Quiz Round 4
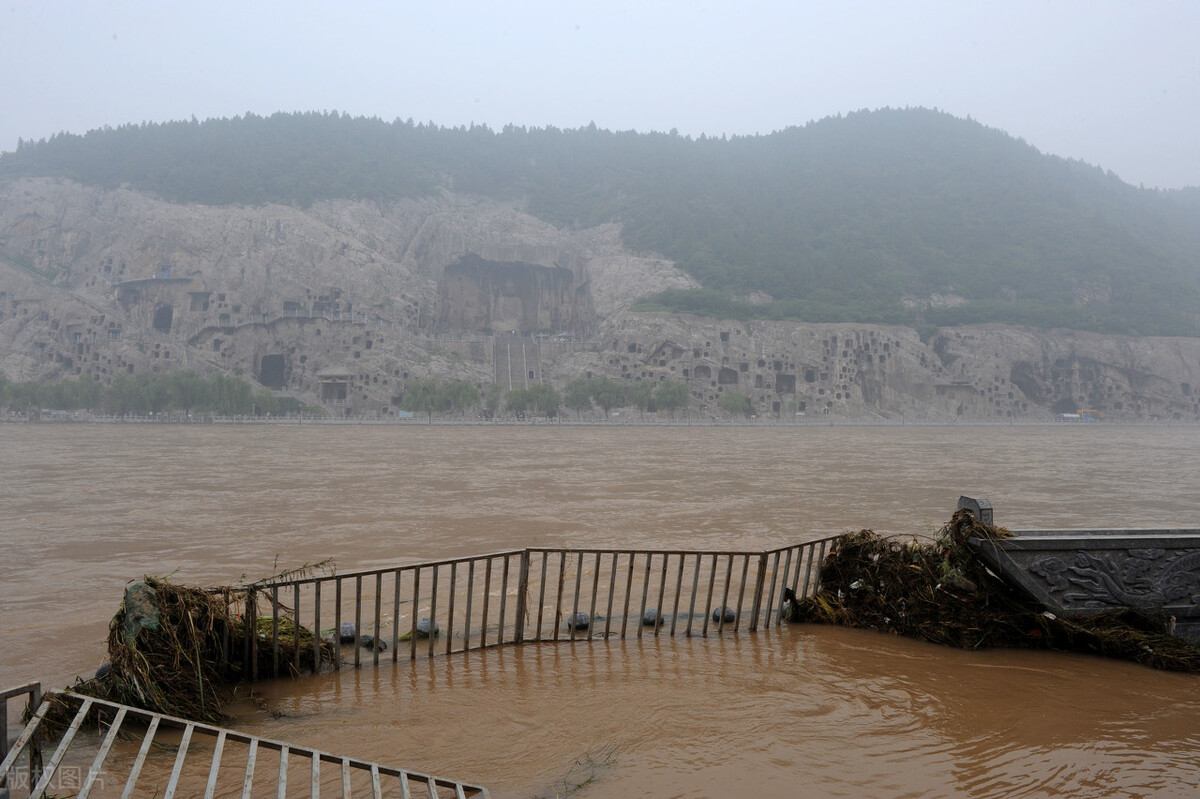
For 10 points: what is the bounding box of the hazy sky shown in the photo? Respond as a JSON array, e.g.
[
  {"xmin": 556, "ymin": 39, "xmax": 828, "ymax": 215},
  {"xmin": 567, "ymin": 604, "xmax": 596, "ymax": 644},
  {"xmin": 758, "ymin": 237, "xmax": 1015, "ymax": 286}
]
[{"xmin": 3, "ymin": 1, "xmax": 1198, "ymax": 188}]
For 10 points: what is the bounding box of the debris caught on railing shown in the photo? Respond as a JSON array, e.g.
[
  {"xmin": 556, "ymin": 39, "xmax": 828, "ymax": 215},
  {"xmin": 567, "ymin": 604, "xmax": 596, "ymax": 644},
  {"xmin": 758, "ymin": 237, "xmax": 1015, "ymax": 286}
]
[
  {"xmin": 27, "ymin": 541, "xmax": 836, "ymax": 732},
  {"xmin": 45, "ymin": 574, "xmax": 333, "ymax": 730},
  {"xmin": 787, "ymin": 510, "xmax": 1200, "ymax": 672}
]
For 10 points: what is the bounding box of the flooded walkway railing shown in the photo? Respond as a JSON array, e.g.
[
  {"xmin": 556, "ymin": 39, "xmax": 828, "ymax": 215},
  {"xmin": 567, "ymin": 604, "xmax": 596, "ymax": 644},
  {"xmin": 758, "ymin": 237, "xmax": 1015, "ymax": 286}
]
[
  {"xmin": 1, "ymin": 538, "xmax": 834, "ymax": 799},
  {"xmin": 251, "ymin": 549, "xmax": 531, "ymax": 678},
  {"xmin": 1, "ymin": 683, "xmax": 43, "ymax": 797},
  {"xmin": 0, "ymin": 689, "xmax": 489, "ymax": 799},
  {"xmin": 244, "ymin": 537, "xmax": 838, "ymax": 678}
]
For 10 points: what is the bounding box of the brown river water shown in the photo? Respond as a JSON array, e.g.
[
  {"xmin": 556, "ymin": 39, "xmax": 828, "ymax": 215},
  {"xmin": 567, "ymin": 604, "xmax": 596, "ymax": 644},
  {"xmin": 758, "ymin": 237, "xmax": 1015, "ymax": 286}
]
[{"xmin": 2, "ymin": 423, "xmax": 1200, "ymax": 797}]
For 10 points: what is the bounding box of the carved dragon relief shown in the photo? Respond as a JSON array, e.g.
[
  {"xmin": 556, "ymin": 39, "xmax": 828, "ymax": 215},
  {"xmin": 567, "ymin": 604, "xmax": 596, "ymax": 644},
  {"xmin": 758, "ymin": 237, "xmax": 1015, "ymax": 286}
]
[{"xmin": 1028, "ymin": 548, "xmax": 1200, "ymax": 610}]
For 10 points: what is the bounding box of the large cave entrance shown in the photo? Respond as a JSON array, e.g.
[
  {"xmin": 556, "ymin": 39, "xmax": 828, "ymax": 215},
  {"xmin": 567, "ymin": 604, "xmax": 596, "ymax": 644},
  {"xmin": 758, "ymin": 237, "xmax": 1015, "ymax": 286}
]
[
  {"xmin": 259, "ymin": 354, "xmax": 286, "ymax": 389},
  {"xmin": 435, "ymin": 253, "xmax": 594, "ymax": 335},
  {"xmin": 152, "ymin": 305, "xmax": 174, "ymax": 334}
]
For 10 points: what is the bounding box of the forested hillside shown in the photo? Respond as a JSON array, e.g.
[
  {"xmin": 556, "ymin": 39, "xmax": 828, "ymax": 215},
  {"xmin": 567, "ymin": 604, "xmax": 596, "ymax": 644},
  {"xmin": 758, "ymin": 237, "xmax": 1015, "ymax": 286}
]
[{"xmin": 4, "ymin": 108, "xmax": 1199, "ymax": 336}]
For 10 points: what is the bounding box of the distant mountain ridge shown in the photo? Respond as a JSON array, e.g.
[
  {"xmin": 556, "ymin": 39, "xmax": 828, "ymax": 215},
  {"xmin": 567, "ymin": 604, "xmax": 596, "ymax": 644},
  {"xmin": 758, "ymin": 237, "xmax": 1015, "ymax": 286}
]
[
  {"xmin": 3, "ymin": 108, "xmax": 1199, "ymax": 337},
  {"xmin": 3, "ymin": 176, "xmax": 1200, "ymax": 422}
]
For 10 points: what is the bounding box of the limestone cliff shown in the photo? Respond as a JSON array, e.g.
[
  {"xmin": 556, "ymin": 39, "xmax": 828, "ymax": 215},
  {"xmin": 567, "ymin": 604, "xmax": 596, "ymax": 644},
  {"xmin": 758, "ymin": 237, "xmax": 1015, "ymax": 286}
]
[
  {"xmin": 435, "ymin": 253, "xmax": 594, "ymax": 335},
  {"xmin": 555, "ymin": 316, "xmax": 1200, "ymax": 422},
  {"xmin": 2, "ymin": 177, "xmax": 1198, "ymax": 421}
]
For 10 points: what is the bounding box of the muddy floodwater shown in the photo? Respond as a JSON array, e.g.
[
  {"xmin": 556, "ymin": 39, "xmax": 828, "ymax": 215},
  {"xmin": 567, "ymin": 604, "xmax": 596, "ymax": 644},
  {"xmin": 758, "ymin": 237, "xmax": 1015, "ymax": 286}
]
[{"xmin": 3, "ymin": 423, "xmax": 1200, "ymax": 797}]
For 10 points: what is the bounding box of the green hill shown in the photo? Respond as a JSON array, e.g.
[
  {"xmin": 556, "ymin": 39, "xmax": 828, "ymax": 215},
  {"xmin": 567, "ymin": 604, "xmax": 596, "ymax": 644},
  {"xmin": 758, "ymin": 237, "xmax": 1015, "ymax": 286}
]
[{"xmin": 4, "ymin": 108, "xmax": 1199, "ymax": 336}]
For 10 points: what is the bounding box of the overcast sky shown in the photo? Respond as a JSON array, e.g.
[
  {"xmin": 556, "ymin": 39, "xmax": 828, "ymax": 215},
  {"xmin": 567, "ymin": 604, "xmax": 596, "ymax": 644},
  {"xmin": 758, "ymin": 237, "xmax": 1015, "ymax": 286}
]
[{"xmin": 3, "ymin": 0, "xmax": 1198, "ymax": 188}]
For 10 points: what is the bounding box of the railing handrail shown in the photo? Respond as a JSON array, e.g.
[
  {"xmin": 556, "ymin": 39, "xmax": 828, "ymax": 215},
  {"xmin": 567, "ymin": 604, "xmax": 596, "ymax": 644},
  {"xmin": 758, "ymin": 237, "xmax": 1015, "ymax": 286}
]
[
  {"xmin": 528, "ymin": 539, "xmax": 840, "ymax": 558},
  {"xmin": 253, "ymin": 548, "xmax": 527, "ymax": 589},
  {"xmin": 236, "ymin": 537, "xmax": 838, "ymax": 682},
  {"xmin": 251, "ymin": 538, "xmax": 842, "ymax": 590},
  {"xmin": 0, "ymin": 682, "xmax": 41, "ymax": 702},
  {"xmin": 762, "ymin": 537, "xmax": 840, "ymax": 556}
]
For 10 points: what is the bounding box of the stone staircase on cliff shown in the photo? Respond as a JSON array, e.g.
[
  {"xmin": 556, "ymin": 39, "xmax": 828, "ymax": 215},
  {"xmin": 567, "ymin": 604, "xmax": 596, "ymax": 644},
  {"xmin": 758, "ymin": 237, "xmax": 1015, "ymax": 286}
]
[{"xmin": 493, "ymin": 335, "xmax": 541, "ymax": 391}]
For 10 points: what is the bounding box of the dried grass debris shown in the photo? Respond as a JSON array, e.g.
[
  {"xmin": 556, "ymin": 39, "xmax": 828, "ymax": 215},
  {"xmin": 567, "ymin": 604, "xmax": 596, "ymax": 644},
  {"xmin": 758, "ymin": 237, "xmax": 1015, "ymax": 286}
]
[{"xmin": 790, "ymin": 510, "xmax": 1200, "ymax": 672}]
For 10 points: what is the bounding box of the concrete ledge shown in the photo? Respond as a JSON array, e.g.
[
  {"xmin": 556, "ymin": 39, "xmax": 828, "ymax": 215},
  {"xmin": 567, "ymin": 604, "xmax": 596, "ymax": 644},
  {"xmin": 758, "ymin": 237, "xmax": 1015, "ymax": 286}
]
[{"xmin": 969, "ymin": 529, "xmax": 1200, "ymax": 641}]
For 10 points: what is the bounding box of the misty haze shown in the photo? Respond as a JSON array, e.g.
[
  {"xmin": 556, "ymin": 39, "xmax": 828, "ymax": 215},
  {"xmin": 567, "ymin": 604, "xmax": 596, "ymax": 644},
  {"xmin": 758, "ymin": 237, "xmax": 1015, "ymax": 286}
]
[{"xmin": 3, "ymin": 3, "xmax": 1200, "ymax": 798}]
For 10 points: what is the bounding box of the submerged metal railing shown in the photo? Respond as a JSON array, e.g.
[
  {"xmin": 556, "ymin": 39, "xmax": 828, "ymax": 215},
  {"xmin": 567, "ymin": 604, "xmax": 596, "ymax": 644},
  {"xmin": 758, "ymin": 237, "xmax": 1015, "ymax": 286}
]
[
  {"xmin": 243, "ymin": 537, "xmax": 838, "ymax": 679},
  {"xmin": 2, "ymin": 539, "xmax": 836, "ymax": 799},
  {"xmin": 1, "ymin": 683, "xmax": 43, "ymax": 797},
  {"xmin": 0, "ymin": 690, "xmax": 488, "ymax": 799}
]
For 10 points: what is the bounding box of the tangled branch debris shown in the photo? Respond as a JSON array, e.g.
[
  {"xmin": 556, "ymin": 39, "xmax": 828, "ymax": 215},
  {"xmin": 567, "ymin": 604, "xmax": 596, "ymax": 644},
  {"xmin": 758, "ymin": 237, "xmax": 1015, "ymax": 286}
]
[
  {"xmin": 49, "ymin": 573, "xmax": 334, "ymax": 728},
  {"xmin": 790, "ymin": 509, "xmax": 1200, "ymax": 672}
]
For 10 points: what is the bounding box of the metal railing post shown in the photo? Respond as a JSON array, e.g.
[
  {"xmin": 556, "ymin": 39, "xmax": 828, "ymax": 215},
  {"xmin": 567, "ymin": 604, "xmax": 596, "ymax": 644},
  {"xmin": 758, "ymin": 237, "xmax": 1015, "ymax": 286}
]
[
  {"xmin": 514, "ymin": 549, "xmax": 530, "ymax": 644},
  {"xmin": 749, "ymin": 553, "xmax": 768, "ymax": 632},
  {"xmin": 30, "ymin": 681, "xmax": 44, "ymax": 789},
  {"xmin": 0, "ymin": 691, "xmax": 8, "ymax": 788},
  {"xmin": 246, "ymin": 591, "xmax": 259, "ymax": 683}
]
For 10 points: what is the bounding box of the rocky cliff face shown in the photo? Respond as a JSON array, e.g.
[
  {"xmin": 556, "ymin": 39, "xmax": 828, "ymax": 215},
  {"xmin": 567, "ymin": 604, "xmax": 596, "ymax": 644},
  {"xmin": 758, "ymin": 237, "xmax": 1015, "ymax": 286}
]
[
  {"xmin": 553, "ymin": 316, "xmax": 1200, "ymax": 421},
  {"xmin": 2, "ymin": 176, "xmax": 1198, "ymax": 421},
  {"xmin": 435, "ymin": 253, "xmax": 594, "ymax": 335}
]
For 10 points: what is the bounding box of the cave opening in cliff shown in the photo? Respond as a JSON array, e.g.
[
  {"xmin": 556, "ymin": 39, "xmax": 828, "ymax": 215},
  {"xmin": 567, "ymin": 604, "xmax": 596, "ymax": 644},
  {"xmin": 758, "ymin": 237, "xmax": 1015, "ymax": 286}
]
[
  {"xmin": 152, "ymin": 305, "xmax": 173, "ymax": 334},
  {"xmin": 259, "ymin": 354, "xmax": 286, "ymax": 389},
  {"xmin": 1051, "ymin": 398, "xmax": 1078, "ymax": 414}
]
